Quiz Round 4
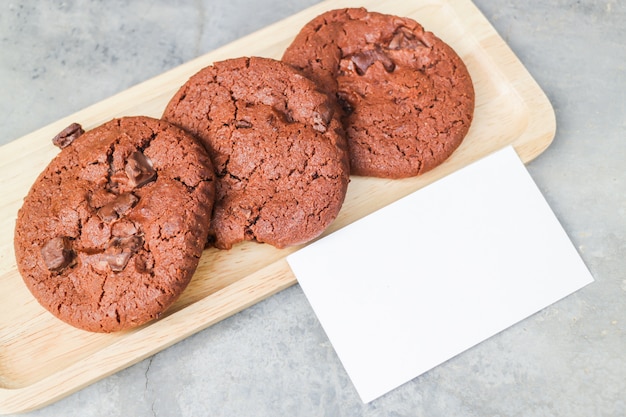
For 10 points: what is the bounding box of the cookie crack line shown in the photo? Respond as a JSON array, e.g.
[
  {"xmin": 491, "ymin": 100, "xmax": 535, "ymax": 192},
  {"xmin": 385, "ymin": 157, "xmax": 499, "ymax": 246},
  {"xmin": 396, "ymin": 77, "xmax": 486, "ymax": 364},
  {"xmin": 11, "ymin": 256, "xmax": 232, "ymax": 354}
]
[
  {"xmin": 229, "ymin": 88, "xmax": 240, "ymax": 126},
  {"xmin": 172, "ymin": 175, "xmax": 203, "ymax": 193},
  {"xmin": 245, "ymin": 212, "xmax": 263, "ymax": 237},
  {"xmin": 97, "ymin": 278, "xmax": 107, "ymax": 309},
  {"xmin": 105, "ymin": 142, "xmax": 116, "ymax": 191}
]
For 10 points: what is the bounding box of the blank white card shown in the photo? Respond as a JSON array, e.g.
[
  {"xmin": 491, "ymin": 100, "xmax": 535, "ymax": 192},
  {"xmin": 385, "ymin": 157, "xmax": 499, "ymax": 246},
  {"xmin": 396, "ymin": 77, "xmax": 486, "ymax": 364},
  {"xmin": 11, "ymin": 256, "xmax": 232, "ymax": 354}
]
[{"xmin": 287, "ymin": 146, "xmax": 594, "ymax": 403}]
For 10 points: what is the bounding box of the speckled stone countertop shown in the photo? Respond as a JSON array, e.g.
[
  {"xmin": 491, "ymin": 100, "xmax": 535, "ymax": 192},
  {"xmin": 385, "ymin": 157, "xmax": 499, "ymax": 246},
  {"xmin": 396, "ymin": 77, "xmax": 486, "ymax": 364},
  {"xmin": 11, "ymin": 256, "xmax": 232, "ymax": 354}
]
[{"xmin": 1, "ymin": 1, "xmax": 624, "ymax": 416}]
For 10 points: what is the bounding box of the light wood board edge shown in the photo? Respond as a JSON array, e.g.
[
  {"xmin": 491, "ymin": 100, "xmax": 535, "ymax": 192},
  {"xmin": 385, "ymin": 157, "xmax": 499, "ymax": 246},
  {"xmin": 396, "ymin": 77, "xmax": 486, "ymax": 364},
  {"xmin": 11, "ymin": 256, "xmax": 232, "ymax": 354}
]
[{"xmin": 452, "ymin": 0, "xmax": 556, "ymax": 161}]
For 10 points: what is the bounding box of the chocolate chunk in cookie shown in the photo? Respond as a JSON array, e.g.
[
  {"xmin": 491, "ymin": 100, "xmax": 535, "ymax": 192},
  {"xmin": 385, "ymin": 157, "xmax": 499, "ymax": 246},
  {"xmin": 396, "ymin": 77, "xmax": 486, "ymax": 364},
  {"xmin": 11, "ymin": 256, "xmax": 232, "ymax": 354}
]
[
  {"xmin": 125, "ymin": 151, "xmax": 156, "ymax": 188},
  {"xmin": 41, "ymin": 236, "xmax": 75, "ymax": 272}
]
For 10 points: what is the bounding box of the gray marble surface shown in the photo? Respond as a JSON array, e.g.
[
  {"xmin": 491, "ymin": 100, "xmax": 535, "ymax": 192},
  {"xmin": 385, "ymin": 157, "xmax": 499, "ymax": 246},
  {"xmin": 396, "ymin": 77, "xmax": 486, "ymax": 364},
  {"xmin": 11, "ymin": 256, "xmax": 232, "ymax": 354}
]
[{"xmin": 1, "ymin": 0, "xmax": 624, "ymax": 416}]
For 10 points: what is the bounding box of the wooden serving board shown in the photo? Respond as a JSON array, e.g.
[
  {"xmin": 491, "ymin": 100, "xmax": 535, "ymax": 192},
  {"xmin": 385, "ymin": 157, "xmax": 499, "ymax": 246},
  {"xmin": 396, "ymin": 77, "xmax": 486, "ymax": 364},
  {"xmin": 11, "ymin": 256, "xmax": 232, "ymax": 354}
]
[{"xmin": 0, "ymin": 0, "xmax": 555, "ymax": 413}]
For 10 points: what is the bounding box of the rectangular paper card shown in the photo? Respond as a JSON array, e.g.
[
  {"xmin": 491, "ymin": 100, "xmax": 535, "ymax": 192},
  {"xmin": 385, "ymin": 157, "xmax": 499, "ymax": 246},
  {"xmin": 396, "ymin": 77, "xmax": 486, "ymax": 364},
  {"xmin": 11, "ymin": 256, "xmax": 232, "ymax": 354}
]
[{"xmin": 287, "ymin": 146, "xmax": 594, "ymax": 403}]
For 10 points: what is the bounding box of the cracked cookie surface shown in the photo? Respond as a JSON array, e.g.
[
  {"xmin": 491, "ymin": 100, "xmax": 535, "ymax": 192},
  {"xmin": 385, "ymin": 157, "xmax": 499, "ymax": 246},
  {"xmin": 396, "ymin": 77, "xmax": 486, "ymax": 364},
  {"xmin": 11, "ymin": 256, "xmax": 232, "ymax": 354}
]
[
  {"xmin": 163, "ymin": 57, "xmax": 350, "ymax": 249},
  {"xmin": 282, "ymin": 8, "xmax": 475, "ymax": 178},
  {"xmin": 14, "ymin": 116, "xmax": 216, "ymax": 332}
]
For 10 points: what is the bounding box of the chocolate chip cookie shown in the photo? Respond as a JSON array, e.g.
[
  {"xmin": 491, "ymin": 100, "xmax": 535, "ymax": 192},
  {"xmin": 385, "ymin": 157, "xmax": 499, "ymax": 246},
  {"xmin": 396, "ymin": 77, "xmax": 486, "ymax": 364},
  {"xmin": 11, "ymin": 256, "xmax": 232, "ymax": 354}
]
[
  {"xmin": 14, "ymin": 116, "xmax": 216, "ymax": 332},
  {"xmin": 163, "ymin": 56, "xmax": 350, "ymax": 250},
  {"xmin": 282, "ymin": 8, "xmax": 475, "ymax": 178}
]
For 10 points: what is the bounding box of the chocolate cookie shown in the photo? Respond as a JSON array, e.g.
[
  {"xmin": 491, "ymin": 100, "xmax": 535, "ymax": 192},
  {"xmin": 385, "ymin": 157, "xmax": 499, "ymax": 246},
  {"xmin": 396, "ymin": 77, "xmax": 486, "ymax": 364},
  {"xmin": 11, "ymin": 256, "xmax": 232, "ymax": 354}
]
[
  {"xmin": 14, "ymin": 116, "xmax": 215, "ymax": 332},
  {"xmin": 282, "ymin": 8, "xmax": 475, "ymax": 178},
  {"xmin": 163, "ymin": 57, "xmax": 350, "ymax": 250}
]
